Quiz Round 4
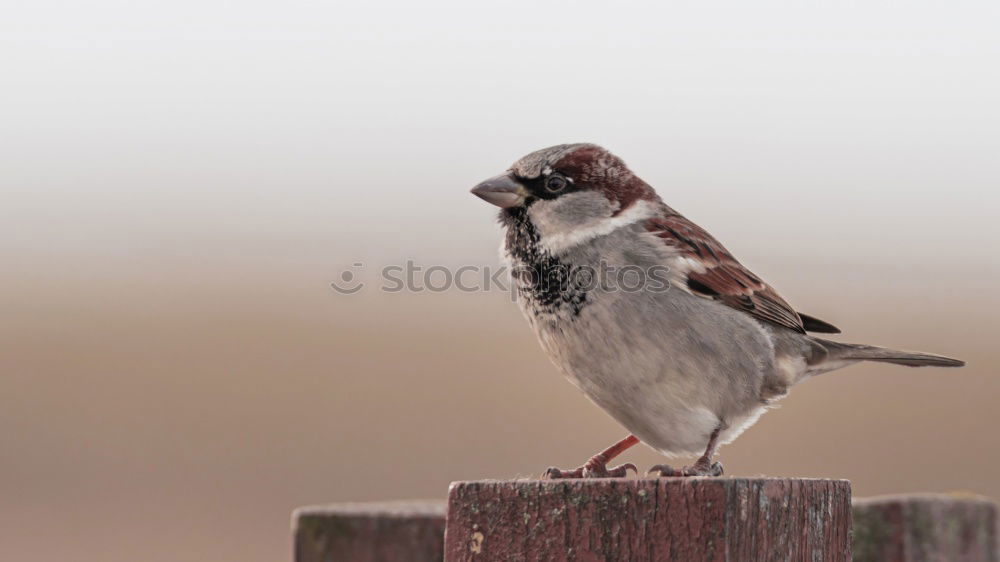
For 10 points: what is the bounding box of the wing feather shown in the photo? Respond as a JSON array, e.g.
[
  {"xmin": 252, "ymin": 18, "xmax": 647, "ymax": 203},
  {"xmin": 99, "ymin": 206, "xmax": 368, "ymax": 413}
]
[{"xmin": 646, "ymin": 212, "xmax": 838, "ymax": 334}]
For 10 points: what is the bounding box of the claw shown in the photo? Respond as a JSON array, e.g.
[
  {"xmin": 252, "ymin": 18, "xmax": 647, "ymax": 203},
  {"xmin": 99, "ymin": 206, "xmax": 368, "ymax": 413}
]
[
  {"xmin": 606, "ymin": 463, "xmax": 638, "ymax": 477},
  {"xmin": 646, "ymin": 464, "xmax": 678, "ymax": 477},
  {"xmin": 544, "ymin": 462, "xmax": 637, "ymax": 479},
  {"xmin": 647, "ymin": 461, "xmax": 724, "ymax": 478},
  {"xmin": 543, "ymin": 466, "xmax": 584, "ymax": 479},
  {"xmin": 542, "ymin": 435, "xmax": 641, "ymax": 480}
]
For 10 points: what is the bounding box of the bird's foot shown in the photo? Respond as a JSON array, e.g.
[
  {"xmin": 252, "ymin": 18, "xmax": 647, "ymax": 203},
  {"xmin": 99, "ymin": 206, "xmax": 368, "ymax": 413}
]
[
  {"xmin": 646, "ymin": 460, "xmax": 723, "ymax": 478},
  {"xmin": 543, "ymin": 457, "xmax": 637, "ymax": 479}
]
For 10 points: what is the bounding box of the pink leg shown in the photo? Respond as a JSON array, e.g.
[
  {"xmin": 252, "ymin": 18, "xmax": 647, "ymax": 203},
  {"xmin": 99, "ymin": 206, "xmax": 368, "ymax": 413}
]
[{"xmin": 543, "ymin": 435, "xmax": 640, "ymax": 479}]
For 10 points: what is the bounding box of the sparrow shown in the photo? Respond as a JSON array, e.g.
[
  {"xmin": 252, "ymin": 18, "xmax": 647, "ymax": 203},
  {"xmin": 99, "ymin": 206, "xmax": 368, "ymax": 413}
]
[{"xmin": 471, "ymin": 143, "xmax": 964, "ymax": 478}]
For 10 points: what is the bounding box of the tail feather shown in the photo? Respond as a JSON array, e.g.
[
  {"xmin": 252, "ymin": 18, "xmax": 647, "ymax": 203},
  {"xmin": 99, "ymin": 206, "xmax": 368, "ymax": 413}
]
[{"xmin": 815, "ymin": 339, "xmax": 965, "ymax": 368}]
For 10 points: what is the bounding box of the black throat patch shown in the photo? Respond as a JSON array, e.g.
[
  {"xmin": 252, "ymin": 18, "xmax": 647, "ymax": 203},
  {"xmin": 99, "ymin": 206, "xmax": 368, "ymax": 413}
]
[{"xmin": 500, "ymin": 207, "xmax": 588, "ymax": 317}]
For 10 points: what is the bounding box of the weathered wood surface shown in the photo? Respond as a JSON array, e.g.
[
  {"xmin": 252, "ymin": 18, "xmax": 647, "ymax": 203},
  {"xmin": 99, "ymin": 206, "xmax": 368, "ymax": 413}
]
[
  {"xmin": 293, "ymin": 500, "xmax": 446, "ymax": 562},
  {"xmin": 853, "ymin": 494, "xmax": 998, "ymax": 562},
  {"xmin": 444, "ymin": 478, "xmax": 852, "ymax": 561}
]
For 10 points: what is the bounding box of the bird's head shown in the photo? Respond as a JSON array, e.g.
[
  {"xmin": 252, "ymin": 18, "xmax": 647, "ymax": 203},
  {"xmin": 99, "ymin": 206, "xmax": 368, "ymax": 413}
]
[
  {"xmin": 471, "ymin": 144, "xmax": 660, "ymax": 253},
  {"xmin": 472, "ymin": 143, "xmax": 656, "ymax": 212}
]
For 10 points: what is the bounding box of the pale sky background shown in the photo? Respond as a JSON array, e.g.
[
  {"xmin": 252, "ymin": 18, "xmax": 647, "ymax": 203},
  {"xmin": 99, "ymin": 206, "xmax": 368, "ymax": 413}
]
[
  {"xmin": 3, "ymin": 0, "xmax": 999, "ymax": 266},
  {"xmin": 2, "ymin": 2, "xmax": 999, "ymax": 561}
]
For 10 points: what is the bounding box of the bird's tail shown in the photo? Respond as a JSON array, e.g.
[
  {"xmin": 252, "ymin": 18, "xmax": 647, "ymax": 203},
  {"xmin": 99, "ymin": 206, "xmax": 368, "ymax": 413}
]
[{"xmin": 813, "ymin": 338, "xmax": 965, "ymax": 368}]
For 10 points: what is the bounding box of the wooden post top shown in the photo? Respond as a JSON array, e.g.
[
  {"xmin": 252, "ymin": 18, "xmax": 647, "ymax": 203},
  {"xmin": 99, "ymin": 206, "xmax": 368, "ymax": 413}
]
[
  {"xmin": 448, "ymin": 475, "xmax": 850, "ymax": 487},
  {"xmin": 445, "ymin": 477, "xmax": 852, "ymax": 562},
  {"xmin": 294, "ymin": 500, "xmax": 447, "ymax": 562},
  {"xmin": 293, "ymin": 500, "xmax": 448, "ymax": 520},
  {"xmin": 853, "ymin": 493, "xmax": 998, "ymax": 562}
]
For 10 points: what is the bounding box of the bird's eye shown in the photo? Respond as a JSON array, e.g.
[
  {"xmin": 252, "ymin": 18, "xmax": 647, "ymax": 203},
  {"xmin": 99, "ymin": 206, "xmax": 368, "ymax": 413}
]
[{"xmin": 544, "ymin": 174, "xmax": 568, "ymax": 193}]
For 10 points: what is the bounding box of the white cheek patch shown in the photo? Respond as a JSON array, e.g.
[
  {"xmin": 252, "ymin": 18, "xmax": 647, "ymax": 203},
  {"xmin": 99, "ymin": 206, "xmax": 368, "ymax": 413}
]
[{"xmin": 536, "ymin": 199, "xmax": 659, "ymax": 255}]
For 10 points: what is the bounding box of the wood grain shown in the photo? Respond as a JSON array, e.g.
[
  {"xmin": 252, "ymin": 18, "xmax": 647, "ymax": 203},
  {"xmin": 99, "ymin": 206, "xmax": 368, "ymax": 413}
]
[
  {"xmin": 294, "ymin": 500, "xmax": 446, "ymax": 562},
  {"xmin": 853, "ymin": 494, "xmax": 998, "ymax": 562},
  {"xmin": 444, "ymin": 478, "xmax": 851, "ymax": 561}
]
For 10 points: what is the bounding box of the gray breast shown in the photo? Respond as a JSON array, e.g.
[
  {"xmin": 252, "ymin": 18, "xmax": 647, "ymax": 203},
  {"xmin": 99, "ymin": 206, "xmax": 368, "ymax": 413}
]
[{"xmin": 505, "ymin": 223, "xmax": 779, "ymax": 454}]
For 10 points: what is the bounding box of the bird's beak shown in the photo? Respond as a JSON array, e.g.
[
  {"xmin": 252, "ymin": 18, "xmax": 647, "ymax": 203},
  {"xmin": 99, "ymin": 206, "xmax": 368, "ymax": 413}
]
[{"xmin": 470, "ymin": 174, "xmax": 528, "ymax": 208}]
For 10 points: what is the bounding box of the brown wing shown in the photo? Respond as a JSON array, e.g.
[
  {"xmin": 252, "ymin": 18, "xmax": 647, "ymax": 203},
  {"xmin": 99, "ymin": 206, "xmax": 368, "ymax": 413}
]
[{"xmin": 645, "ymin": 211, "xmax": 839, "ymax": 334}]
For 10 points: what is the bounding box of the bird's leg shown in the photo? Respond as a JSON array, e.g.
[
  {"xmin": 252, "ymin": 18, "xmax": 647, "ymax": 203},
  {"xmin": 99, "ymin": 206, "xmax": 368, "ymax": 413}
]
[
  {"xmin": 543, "ymin": 435, "xmax": 639, "ymax": 479},
  {"xmin": 647, "ymin": 426, "xmax": 724, "ymax": 477}
]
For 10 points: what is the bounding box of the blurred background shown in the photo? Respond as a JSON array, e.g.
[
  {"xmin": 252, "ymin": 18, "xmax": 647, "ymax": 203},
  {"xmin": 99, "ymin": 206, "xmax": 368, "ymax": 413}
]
[{"xmin": 2, "ymin": 1, "xmax": 998, "ymax": 561}]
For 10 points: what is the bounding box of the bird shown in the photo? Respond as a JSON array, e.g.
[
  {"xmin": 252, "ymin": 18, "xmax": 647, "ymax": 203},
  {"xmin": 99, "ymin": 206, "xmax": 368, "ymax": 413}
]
[{"xmin": 470, "ymin": 143, "xmax": 965, "ymax": 478}]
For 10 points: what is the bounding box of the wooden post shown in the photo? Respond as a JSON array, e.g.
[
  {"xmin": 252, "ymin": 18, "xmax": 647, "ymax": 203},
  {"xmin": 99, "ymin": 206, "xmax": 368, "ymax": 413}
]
[
  {"xmin": 293, "ymin": 500, "xmax": 447, "ymax": 562},
  {"xmin": 853, "ymin": 494, "xmax": 998, "ymax": 562},
  {"xmin": 444, "ymin": 478, "xmax": 851, "ymax": 561}
]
